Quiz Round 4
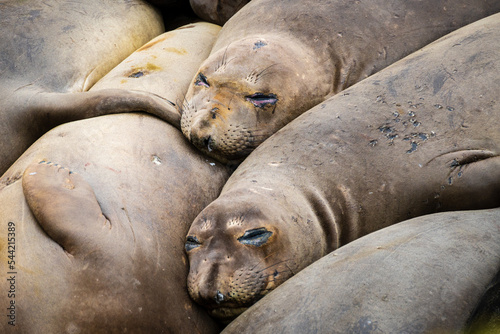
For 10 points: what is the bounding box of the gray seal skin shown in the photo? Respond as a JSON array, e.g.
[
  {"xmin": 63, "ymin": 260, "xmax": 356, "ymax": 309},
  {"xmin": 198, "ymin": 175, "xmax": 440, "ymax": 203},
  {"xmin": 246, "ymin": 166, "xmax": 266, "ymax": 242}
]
[
  {"xmin": 180, "ymin": 0, "xmax": 500, "ymax": 164},
  {"xmin": 189, "ymin": 0, "xmax": 251, "ymax": 25},
  {"xmin": 0, "ymin": 0, "xmax": 181, "ymax": 176},
  {"xmin": 0, "ymin": 21, "xmax": 226, "ymax": 333},
  {"xmin": 221, "ymin": 208, "xmax": 500, "ymax": 333},
  {"xmin": 184, "ymin": 13, "xmax": 500, "ymax": 323}
]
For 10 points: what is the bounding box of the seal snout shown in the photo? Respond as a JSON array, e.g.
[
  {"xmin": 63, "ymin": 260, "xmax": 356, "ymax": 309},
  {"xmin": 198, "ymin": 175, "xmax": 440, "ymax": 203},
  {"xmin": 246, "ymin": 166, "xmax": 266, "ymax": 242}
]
[{"xmin": 186, "ymin": 110, "xmax": 217, "ymax": 151}]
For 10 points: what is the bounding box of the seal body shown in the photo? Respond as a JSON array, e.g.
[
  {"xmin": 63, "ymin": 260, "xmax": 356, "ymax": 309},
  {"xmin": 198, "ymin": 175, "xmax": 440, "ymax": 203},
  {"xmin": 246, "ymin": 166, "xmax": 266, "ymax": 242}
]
[
  {"xmin": 91, "ymin": 22, "xmax": 221, "ymax": 107},
  {"xmin": 0, "ymin": 21, "xmax": 227, "ymax": 333},
  {"xmin": 0, "ymin": 115, "xmax": 229, "ymax": 333},
  {"xmin": 184, "ymin": 13, "xmax": 500, "ymax": 323},
  {"xmin": 0, "ymin": 0, "xmax": 170, "ymax": 175},
  {"xmin": 189, "ymin": 0, "xmax": 251, "ymax": 25},
  {"xmin": 222, "ymin": 208, "xmax": 500, "ymax": 333},
  {"xmin": 180, "ymin": 0, "xmax": 500, "ymax": 163}
]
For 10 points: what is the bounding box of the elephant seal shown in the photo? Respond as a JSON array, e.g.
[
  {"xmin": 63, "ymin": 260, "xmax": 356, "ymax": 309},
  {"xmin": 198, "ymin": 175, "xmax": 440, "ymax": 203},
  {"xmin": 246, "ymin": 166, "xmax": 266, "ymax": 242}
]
[
  {"xmin": 221, "ymin": 208, "xmax": 500, "ymax": 333},
  {"xmin": 0, "ymin": 0, "xmax": 180, "ymax": 175},
  {"xmin": 180, "ymin": 0, "xmax": 500, "ymax": 164},
  {"xmin": 0, "ymin": 21, "xmax": 227, "ymax": 333},
  {"xmin": 91, "ymin": 22, "xmax": 221, "ymax": 107},
  {"xmin": 189, "ymin": 0, "xmax": 251, "ymax": 25},
  {"xmin": 184, "ymin": 13, "xmax": 500, "ymax": 323}
]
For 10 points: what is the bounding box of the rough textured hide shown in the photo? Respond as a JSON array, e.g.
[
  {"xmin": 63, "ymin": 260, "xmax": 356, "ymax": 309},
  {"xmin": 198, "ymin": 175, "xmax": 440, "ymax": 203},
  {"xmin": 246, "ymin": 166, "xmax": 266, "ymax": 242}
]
[
  {"xmin": 184, "ymin": 13, "xmax": 500, "ymax": 323},
  {"xmin": 0, "ymin": 0, "xmax": 174, "ymax": 175},
  {"xmin": 181, "ymin": 0, "xmax": 500, "ymax": 164},
  {"xmin": 0, "ymin": 21, "xmax": 226, "ymax": 333},
  {"xmin": 223, "ymin": 208, "xmax": 500, "ymax": 333}
]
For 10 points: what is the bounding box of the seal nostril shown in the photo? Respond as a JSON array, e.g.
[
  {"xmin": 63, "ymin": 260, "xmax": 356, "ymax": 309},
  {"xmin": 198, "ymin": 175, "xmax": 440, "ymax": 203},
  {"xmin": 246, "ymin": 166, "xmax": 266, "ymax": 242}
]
[
  {"xmin": 215, "ymin": 290, "xmax": 224, "ymax": 304},
  {"xmin": 204, "ymin": 136, "xmax": 213, "ymax": 152}
]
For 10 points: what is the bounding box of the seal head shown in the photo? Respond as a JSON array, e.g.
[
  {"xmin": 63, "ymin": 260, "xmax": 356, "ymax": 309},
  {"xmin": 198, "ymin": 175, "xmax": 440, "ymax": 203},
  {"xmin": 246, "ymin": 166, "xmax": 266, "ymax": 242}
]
[
  {"xmin": 184, "ymin": 190, "xmax": 328, "ymax": 323},
  {"xmin": 180, "ymin": 34, "xmax": 332, "ymax": 164}
]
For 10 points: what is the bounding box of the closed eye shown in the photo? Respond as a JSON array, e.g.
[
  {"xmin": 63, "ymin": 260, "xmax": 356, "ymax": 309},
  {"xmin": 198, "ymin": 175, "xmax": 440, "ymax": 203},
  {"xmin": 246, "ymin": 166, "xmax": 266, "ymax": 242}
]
[
  {"xmin": 237, "ymin": 227, "xmax": 273, "ymax": 246},
  {"xmin": 194, "ymin": 73, "xmax": 210, "ymax": 88},
  {"xmin": 245, "ymin": 93, "xmax": 278, "ymax": 108},
  {"xmin": 185, "ymin": 236, "xmax": 201, "ymax": 252}
]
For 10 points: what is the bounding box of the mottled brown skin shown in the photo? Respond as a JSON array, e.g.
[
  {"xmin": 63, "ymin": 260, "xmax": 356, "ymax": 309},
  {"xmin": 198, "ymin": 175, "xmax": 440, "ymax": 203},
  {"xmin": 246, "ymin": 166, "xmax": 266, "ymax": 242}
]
[
  {"xmin": 222, "ymin": 208, "xmax": 500, "ymax": 333},
  {"xmin": 189, "ymin": 0, "xmax": 251, "ymax": 25},
  {"xmin": 185, "ymin": 14, "xmax": 500, "ymax": 323},
  {"xmin": 181, "ymin": 0, "xmax": 500, "ymax": 164},
  {"xmin": 0, "ymin": 0, "xmax": 180, "ymax": 176},
  {"xmin": 0, "ymin": 21, "xmax": 226, "ymax": 333}
]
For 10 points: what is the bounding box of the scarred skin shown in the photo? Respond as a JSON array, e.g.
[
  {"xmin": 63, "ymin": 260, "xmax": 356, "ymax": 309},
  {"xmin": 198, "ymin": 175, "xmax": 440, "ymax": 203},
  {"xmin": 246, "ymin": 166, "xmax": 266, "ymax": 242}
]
[
  {"xmin": 180, "ymin": 0, "xmax": 500, "ymax": 164},
  {"xmin": 0, "ymin": 0, "xmax": 177, "ymax": 175},
  {"xmin": 0, "ymin": 22, "xmax": 226, "ymax": 333},
  {"xmin": 184, "ymin": 14, "xmax": 500, "ymax": 323},
  {"xmin": 221, "ymin": 207, "xmax": 500, "ymax": 333}
]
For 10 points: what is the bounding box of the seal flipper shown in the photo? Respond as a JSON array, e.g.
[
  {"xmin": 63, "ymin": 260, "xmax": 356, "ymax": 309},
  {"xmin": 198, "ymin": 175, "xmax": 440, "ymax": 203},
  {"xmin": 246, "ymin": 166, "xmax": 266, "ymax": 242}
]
[
  {"xmin": 32, "ymin": 89, "xmax": 181, "ymax": 130},
  {"xmin": 22, "ymin": 162, "xmax": 110, "ymax": 256},
  {"xmin": 427, "ymin": 150, "xmax": 500, "ymax": 210}
]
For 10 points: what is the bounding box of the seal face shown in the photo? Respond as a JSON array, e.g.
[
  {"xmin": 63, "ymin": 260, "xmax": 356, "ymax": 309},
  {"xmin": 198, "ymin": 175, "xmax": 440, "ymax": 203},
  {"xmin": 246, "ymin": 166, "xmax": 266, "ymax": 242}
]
[
  {"xmin": 184, "ymin": 195, "xmax": 303, "ymax": 323},
  {"xmin": 180, "ymin": 35, "xmax": 332, "ymax": 163}
]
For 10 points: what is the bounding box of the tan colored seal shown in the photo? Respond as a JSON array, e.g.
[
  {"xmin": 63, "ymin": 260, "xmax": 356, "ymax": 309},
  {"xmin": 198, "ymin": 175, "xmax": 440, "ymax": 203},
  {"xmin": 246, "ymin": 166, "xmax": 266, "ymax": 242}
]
[
  {"xmin": 0, "ymin": 21, "xmax": 226, "ymax": 333},
  {"xmin": 180, "ymin": 0, "xmax": 500, "ymax": 164},
  {"xmin": 222, "ymin": 207, "xmax": 500, "ymax": 333},
  {"xmin": 0, "ymin": 0, "xmax": 177, "ymax": 175},
  {"xmin": 91, "ymin": 22, "xmax": 221, "ymax": 108},
  {"xmin": 184, "ymin": 13, "xmax": 500, "ymax": 323}
]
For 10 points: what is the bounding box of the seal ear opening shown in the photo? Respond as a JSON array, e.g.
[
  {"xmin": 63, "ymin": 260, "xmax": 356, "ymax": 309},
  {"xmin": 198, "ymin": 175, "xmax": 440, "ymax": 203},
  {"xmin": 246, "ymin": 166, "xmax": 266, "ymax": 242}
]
[{"xmin": 237, "ymin": 227, "xmax": 273, "ymax": 246}]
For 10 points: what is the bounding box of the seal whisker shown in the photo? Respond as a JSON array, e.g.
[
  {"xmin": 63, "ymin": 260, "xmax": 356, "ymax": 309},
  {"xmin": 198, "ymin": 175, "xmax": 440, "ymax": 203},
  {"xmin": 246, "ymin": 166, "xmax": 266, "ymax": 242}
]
[
  {"xmin": 227, "ymin": 92, "xmax": 236, "ymax": 111},
  {"xmin": 214, "ymin": 45, "xmax": 235, "ymax": 73},
  {"xmin": 255, "ymin": 64, "xmax": 278, "ymax": 82},
  {"xmin": 260, "ymin": 268, "xmax": 294, "ymax": 279},
  {"xmin": 248, "ymin": 251, "xmax": 279, "ymax": 271},
  {"xmin": 255, "ymin": 259, "xmax": 293, "ymax": 274}
]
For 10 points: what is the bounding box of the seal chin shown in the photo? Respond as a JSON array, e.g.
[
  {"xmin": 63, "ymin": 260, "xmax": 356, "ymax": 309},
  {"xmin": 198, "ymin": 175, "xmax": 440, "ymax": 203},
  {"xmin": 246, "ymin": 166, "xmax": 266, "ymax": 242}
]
[{"xmin": 208, "ymin": 306, "xmax": 249, "ymax": 324}]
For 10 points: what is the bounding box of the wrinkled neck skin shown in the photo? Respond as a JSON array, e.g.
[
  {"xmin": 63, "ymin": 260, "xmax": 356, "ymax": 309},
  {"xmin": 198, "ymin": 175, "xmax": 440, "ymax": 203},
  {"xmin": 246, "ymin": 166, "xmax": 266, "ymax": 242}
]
[{"xmin": 180, "ymin": 33, "xmax": 333, "ymax": 164}]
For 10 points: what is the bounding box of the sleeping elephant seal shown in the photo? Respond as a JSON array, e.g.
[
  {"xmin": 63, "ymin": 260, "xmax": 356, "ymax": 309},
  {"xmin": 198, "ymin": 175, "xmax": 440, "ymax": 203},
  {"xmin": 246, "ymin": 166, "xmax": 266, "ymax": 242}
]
[
  {"xmin": 0, "ymin": 21, "xmax": 227, "ymax": 333},
  {"xmin": 0, "ymin": 0, "xmax": 179, "ymax": 175},
  {"xmin": 221, "ymin": 208, "xmax": 500, "ymax": 333},
  {"xmin": 184, "ymin": 13, "xmax": 500, "ymax": 323},
  {"xmin": 189, "ymin": 0, "xmax": 251, "ymax": 25},
  {"xmin": 180, "ymin": 0, "xmax": 500, "ymax": 164}
]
